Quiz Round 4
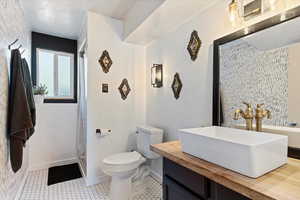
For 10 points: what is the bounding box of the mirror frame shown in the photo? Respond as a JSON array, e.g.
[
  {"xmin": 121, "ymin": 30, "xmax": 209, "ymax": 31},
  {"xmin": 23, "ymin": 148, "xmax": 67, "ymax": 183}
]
[{"xmin": 212, "ymin": 5, "xmax": 300, "ymax": 159}]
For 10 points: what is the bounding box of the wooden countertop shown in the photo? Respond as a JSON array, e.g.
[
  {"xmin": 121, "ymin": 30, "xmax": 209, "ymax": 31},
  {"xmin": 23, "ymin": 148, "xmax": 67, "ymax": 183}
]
[{"xmin": 151, "ymin": 141, "xmax": 300, "ymax": 200}]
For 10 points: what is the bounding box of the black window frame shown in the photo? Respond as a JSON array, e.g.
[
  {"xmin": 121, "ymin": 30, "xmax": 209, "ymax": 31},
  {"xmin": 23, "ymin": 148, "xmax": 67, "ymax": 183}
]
[{"xmin": 31, "ymin": 32, "xmax": 78, "ymax": 104}]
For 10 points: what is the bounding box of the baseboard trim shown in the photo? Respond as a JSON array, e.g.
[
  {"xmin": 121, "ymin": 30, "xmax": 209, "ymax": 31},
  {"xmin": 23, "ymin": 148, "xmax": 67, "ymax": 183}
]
[
  {"xmin": 29, "ymin": 157, "xmax": 78, "ymax": 171},
  {"xmin": 86, "ymin": 174, "xmax": 110, "ymax": 186},
  {"xmin": 150, "ymin": 170, "xmax": 162, "ymax": 184},
  {"xmin": 78, "ymin": 159, "xmax": 86, "ymax": 177},
  {"xmin": 78, "ymin": 158, "xmax": 88, "ymax": 185},
  {"xmin": 14, "ymin": 170, "xmax": 29, "ymax": 200}
]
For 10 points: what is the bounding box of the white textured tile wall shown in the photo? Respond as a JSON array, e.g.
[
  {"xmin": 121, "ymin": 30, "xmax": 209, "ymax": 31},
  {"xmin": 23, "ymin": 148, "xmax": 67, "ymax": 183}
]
[
  {"xmin": 220, "ymin": 40, "xmax": 288, "ymax": 127},
  {"xmin": 0, "ymin": 49, "xmax": 9, "ymax": 200},
  {"xmin": 0, "ymin": 0, "xmax": 30, "ymax": 199}
]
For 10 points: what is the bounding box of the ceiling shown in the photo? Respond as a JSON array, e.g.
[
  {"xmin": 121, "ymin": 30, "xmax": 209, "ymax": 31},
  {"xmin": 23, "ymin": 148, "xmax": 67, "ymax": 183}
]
[
  {"xmin": 21, "ymin": 0, "xmax": 218, "ymax": 43},
  {"xmin": 124, "ymin": 0, "xmax": 221, "ymax": 45},
  {"xmin": 21, "ymin": 0, "xmax": 141, "ymax": 39}
]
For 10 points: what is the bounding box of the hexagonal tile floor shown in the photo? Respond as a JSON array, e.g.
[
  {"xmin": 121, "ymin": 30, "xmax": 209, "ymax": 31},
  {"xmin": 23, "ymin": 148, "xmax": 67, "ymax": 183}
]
[{"xmin": 20, "ymin": 169, "xmax": 162, "ymax": 200}]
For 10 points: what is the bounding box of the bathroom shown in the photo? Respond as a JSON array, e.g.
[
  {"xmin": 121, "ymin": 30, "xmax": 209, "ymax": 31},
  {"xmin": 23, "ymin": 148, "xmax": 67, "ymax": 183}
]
[{"xmin": 1, "ymin": 0, "xmax": 300, "ymax": 199}]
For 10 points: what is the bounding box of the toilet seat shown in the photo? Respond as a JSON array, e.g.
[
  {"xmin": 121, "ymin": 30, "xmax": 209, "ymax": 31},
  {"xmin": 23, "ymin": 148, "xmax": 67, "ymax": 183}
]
[
  {"xmin": 103, "ymin": 151, "xmax": 142, "ymax": 165},
  {"xmin": 101, "ymin": 126, "xmax": 163, "ymax": 200},
  {"xmin": 102, "ymin": 151, "xmax": 146, "ymax": 176}
]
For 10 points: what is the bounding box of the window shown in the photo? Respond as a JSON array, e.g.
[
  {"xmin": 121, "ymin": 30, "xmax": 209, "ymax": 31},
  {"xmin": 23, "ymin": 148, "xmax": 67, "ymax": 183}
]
[{"xmin": 37, "ymin": 48, "xmax": 75, "ymax": 102}]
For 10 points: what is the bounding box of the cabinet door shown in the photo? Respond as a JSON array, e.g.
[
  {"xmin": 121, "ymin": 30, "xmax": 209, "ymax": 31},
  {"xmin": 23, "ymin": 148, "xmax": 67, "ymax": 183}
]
[
  {"xmin": 210, "ymin": 182, "xmax": 250, "ymax": 200},
  {"xmin": 164, "ymin": 158, "xmax": 209, "ymax": 198},
  {"xmin": 164, "ymin": 177, "xmax": 204, "ymax": 200}
]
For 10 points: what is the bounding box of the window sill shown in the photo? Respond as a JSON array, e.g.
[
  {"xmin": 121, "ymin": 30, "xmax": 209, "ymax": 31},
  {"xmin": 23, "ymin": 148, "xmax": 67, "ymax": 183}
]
[{"xmin": 44, "ymin": 98, "xmax": 77, "ymax": 104}]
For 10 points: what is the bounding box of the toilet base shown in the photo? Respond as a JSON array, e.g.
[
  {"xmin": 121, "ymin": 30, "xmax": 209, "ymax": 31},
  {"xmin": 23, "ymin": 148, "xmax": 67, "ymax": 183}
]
[{"xmin": 110, "ymin": 176, "xmax": 133, "ymax": 200}]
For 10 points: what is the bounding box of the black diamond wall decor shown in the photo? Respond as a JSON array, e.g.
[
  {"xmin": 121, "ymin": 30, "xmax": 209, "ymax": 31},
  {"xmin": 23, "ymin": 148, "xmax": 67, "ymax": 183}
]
[
  {"xmin": 187, "ymin": 30, "xmax": 201, "ymax": 61},
  {"xmin": 118, "ymin": 79, "xmax": 131, "ymax": 100},
  {"xmin": 99, "ymin": 50, "xmax": 113, "ymax": 73},
  {"xmin": 172, "ymin": 73, "xmax": 182, "ymax": 100}
]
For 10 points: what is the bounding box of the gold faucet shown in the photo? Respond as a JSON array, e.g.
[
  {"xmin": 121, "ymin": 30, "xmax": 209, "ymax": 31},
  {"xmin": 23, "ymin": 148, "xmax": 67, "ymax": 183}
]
[
  {"xmin": 233, "ymin": 102, "xmax": 254, "ymax": 131},
  {"xmin": 255, "ymin": 104, "xmax": 271, "ymax": 132}
]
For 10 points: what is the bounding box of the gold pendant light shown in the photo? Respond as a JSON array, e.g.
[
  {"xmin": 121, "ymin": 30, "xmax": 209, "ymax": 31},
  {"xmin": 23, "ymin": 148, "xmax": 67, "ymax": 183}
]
[{"xmin": 229, "ymin": 0, "xmax": 238, "ymax": 21}]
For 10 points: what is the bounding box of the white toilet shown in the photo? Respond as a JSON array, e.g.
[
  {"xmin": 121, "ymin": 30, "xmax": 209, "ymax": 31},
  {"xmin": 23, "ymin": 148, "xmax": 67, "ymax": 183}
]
[{"xmin": 102, "ymin": 126, "xmax": 163, "ymax": 200}]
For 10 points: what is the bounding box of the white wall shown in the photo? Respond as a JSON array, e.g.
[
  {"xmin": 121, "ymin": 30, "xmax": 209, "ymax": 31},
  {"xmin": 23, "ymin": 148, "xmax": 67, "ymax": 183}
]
[
  {"xmin": 145, "ymin": 0, "xmax": 300, "ymax": 175},
  {"xmin": 86, "ymin": 12, "xmax": 145, "ymax": 185},
  {"xmin": 28, "ymin": 23, "xmax": 81, "ymax": 172},
  {"xmin": 146, "ymin": 1, "xmax": 230, "ymax": 141},
  {"xmin": 28, "ymin": 104, "xmax": 78, "ymax": 170},
  {"xmin": 125, "ymin": 0, "xmax": 222, "ymax": 45},
  {"xmin": 0, "ymin": 1, "xmax": 31, "ymax": 199}
]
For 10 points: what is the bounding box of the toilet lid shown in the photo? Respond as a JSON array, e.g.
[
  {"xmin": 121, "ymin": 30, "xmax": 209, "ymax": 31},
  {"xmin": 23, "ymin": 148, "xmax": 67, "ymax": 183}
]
[{"xmin": 103, "ymin": 151, "xmax": 142, "ymax": 165}]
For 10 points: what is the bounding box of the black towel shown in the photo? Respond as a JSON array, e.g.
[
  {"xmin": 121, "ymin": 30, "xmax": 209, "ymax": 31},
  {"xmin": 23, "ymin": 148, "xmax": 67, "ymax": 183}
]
[
  {"xmin": 7, "ymin": 49, "xmax": 33, "ymax": 173},
  {"xmin": 21, "ymin": 58, "xmax": 36, "ymax": 138}
]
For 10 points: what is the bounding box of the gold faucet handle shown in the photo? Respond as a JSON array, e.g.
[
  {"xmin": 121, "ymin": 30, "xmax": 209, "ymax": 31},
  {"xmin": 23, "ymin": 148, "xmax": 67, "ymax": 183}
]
[
  {"xmin": 233, "ymin": 109, "xmax": 242, "ymax": 120},
  {"xmin": 257, "ymin": 103, "xmax": 265, "ymax": 108},
  {"xmin": 242, "ymin": 102, "xmax": 252, "ymax": 108},
  {"xmin": 265, "ymin": 109, "xmax": 272, "ymax": 119}
]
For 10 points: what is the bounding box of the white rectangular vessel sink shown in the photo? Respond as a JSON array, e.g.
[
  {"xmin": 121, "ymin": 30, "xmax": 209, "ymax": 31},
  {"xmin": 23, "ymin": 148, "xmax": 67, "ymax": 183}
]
[
  {"xmin": 236, "ymin": 124, "xmax": 300, "ymax": 148},
  {"xmin": 179, "ymin": 126, "xmax": 288, "ymax": 178}
]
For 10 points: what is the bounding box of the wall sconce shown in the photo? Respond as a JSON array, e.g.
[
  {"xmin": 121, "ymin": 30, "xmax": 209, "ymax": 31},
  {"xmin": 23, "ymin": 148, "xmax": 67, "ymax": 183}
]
[{"xmin": 151, "ymin": 64, "xmax": 163, "ymax": 88}]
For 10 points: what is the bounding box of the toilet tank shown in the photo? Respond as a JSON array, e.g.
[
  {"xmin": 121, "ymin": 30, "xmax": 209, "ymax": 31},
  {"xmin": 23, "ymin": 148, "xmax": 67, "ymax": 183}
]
[{"xmin": 136, "ymin": 126, "xmax": 163, "ymax": 159}]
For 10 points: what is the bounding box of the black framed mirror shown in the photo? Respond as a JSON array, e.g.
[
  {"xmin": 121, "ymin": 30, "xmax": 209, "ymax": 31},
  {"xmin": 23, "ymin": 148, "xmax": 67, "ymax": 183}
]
[{"xmin": 213, "ymin": 5, "xmax": 300, "ymax": 159}]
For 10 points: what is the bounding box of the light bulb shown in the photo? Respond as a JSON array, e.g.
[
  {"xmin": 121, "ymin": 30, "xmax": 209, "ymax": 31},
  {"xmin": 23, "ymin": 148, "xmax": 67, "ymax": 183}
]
[
  {"xmin": 229, "ymin": 0, "xmax": 239, "ymax": 25},
  {"xmin": 269, "ymin": 0, "xmax": 277, "ymax": 10},
  {"xmin": 244, "ymin": 27, "xmax": 249, "ymax": 35},
  {"xmin": 280, "ymin": 12, "xmax": 286, "ymax": 21}
]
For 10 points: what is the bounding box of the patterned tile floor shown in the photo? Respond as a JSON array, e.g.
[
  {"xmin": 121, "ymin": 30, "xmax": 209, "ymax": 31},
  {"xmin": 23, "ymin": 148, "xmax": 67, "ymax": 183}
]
[{"xmin": 20, "ymin": 169, "xmax": 162, "ymax": 200}]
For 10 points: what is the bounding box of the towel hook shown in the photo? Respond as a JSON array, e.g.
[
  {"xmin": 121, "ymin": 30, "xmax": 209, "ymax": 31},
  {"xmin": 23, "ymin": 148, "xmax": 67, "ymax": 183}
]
[{"xmin": 8, "ymin": 39, "xmax": 19, "ymax": 50}]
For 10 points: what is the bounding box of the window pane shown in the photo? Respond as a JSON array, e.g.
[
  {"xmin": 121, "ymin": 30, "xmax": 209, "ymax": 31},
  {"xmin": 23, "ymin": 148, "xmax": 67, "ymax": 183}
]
[
  {"xmin": 58, "ymin": 55, "xmax": 72, "ymax": 97},
  {"xmin": 38, "ymin": 51, "xmax": 54, "ymax": 96}
]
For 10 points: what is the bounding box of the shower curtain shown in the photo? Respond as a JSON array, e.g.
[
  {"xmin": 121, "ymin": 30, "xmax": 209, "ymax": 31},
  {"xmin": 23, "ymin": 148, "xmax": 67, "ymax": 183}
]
[{"xmin": 76, "ymin": 47, "xmax": 87, "ymax": 174}]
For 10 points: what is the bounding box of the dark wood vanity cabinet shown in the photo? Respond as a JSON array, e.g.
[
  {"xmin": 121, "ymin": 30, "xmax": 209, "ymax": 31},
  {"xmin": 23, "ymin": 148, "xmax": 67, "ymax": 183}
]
[
  {"xmin": 163, "ymin": 158, "xmax": 250, "ymax": 200},
  {"xmin": 164, "ymin": 177, "xmax": 205, "ymax": 200},
  {"xmin": 209, "ymin": 181, "xmax": 250, "ymax": 200}
]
